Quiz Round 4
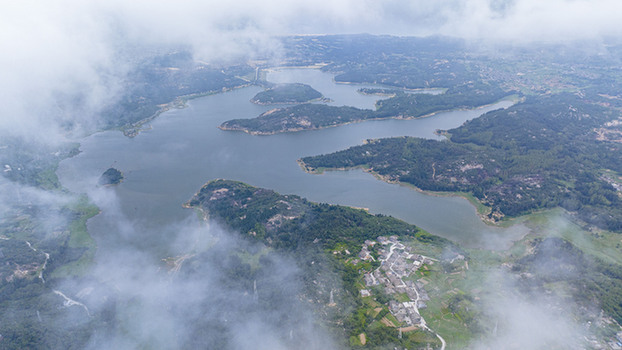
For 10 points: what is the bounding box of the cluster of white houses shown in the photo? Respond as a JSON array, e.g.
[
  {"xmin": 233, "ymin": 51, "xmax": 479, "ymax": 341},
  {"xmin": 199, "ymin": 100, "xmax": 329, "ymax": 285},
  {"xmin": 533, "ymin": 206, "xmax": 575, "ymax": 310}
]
[{"xmin": 358, "ymin": 236, "xmax": 436, "ymax": 327}]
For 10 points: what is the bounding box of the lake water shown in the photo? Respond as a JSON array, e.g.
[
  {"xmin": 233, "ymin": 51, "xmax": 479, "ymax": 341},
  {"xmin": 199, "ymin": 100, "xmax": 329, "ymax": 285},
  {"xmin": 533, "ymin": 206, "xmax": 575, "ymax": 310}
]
[{"xmin": 58, "ymin": 69, "xmax": 528, "ymax": 251}]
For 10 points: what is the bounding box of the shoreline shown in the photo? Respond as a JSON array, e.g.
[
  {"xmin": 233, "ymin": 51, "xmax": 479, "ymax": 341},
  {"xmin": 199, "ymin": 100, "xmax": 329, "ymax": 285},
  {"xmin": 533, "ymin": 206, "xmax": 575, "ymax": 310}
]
[
  {"xmin": 121, "ymin": 83, "xmax": 253, "ymax": 137},
  {"xmin": 249, "ymin": 96, "xmax": 330, "ymax": 106},
  {"xmin": 263, "ymin": 64, "xmax": 330, "ymax": 72},
  {"xmin": 347, "ymin": 83, "xmax": 448, "ymax": 95},
  {"xmin": 296, "ymin": 159, "xmax": 519, "ymax": 228},
  {"xmin": 182, "ymin": 202, "xmax": 210, "ymax": 222}
]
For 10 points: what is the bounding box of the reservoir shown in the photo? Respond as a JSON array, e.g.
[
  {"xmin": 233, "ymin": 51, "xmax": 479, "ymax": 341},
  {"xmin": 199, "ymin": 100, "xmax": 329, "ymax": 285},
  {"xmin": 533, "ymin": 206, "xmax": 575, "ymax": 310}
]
[{"xmin": 58, "ymin": 69, "xmax": 527, "ymax": 251}]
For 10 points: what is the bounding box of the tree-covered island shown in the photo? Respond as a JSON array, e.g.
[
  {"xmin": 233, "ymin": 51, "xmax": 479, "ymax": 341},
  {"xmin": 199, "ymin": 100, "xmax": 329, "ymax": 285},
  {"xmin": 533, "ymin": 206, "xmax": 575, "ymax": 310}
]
[
  {"xmin": 250, "ymin": 83, "xmax": 325, "ymax": 104},
  {"xmin": 98, "ymin": 167, "xmax": 124, "ymax": 185},
  {"xmin": 220, "ymin": 82, "xmax": 512, "ymax": 135}
]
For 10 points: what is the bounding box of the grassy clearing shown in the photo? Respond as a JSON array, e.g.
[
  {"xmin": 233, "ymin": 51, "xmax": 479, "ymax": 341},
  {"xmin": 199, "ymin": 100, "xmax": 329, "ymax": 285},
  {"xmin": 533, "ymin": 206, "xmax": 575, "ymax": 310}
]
[
  {"xmin": 385, "ymin": 313, "xmax": 400, "ymax": 327},
  {"xmin": 236, "ymin": 246, "xmax": 271, "ymax": 270},
  {"xmin": 412, "ymin": 238, "xmax": 506, "ymax": 349},
  {"xmin": 419, "ymin": 264, "xmax": 474, "ymax": 349},
  {"xmin": 520, "ymin": 208, "xmax": 622, "ymax": 265},
  {"xmin": 395, "ymin": 292, "xmax": 411, "ymax": 303},
  {"xmin": 66, "ymin": 195, "xmax": 99, "ymax": 249},
  {"xmin": 349, "ymin": 335, "xmax": 363, "ymax": 347},
  {"xmin": 36, "ymin": 166, "xmax": 62, "ymax": 190},
  {"xmin": 454, "ymin": 192, "xmax": 490, "ymax": 216},
  {"xmin": 402, "ymin": 236, "xmax": 444, "ymax": 258},
  {"xmin": 51, "ymin": 195, "xmax": 99, "ymax": 278},
  {"xmin": 52, "ymin": 249, "xmax": 95, "ymax": 278}
]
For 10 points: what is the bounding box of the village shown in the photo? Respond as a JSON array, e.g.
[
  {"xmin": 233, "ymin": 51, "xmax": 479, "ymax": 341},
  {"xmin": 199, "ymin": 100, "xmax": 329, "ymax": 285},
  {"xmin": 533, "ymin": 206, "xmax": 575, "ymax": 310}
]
[{"xmin": 358, "ymin": 236, "xmax": 449, "ymax": 348}]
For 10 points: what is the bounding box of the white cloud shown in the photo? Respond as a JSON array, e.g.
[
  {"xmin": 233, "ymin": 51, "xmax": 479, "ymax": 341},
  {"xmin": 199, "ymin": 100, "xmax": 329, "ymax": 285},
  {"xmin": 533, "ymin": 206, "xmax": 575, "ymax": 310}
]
[
  {"xmin": 1, "ymin": 0, "xmax": 620, "ymax": 143},
  {"xmin": 440, "ymin": 0, "xmax": 622, "ymax": 41}
]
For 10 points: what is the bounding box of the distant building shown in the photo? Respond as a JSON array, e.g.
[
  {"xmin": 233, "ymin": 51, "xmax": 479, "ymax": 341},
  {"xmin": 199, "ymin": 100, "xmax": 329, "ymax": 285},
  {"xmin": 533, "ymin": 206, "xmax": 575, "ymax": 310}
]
[
  {"xmin": 359, "ymin": 248, "xmax": 371, "ymax": 261},
  {"xmin": 364, "ymin": 273, "xmax": 377, "ymax": 286}
]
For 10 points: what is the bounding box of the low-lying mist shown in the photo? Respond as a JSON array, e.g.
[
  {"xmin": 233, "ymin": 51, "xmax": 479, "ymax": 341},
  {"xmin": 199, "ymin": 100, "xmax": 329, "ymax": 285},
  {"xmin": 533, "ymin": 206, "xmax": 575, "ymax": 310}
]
[
  {"xmin": 472, "ymin": 269, "xmax": 586, "ymax": 350},
  {"xmin": 46, "ymin": 185, "xmax": 339, "ymax": 350}
]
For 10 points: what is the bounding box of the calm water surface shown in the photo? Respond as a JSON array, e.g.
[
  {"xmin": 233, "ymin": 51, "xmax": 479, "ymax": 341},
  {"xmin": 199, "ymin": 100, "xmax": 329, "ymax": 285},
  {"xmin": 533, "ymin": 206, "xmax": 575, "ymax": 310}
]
[{"xmin": 58, "ymin": 69, "xmax": 527, "ymax": 250}]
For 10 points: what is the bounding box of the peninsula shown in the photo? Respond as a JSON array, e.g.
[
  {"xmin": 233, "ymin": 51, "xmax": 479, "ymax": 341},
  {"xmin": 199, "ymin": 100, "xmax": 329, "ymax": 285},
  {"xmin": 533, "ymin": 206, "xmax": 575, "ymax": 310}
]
[
  {"xmin": 185, "ymin": 179, "xmax": 453, "ymax": 348},
  {"xmin": 299, "ymin": 93, "xmax": 622, "ymax": 231}
]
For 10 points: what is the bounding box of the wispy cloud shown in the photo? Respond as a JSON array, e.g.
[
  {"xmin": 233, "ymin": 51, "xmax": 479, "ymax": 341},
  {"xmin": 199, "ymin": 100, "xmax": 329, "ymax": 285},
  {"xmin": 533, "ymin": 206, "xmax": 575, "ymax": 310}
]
[
  {"xmin": 2, "ymin": 0, "xmax": 620, "ymax": 142},
  {"xmin": 67, "ymin": 187, "xmax": 338, "ymax": 349}
]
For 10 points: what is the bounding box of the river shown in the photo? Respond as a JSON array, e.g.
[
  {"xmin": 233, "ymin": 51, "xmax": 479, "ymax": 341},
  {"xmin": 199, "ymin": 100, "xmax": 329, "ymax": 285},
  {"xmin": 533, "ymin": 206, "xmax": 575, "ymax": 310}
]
[{"xmin": 57, "ymin": 68, "xmax": 528, "ymax": 252}]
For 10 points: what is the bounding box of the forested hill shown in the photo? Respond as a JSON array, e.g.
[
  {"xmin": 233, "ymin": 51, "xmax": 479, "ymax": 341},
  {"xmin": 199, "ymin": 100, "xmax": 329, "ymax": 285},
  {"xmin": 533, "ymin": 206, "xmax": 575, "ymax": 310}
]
[
  {"xmin": 186, "ymin": 179, "xmax": 450, "ymax": 251},
  {"xmin": 300, "ymin": 93, "xmax": 622, "ymax": 231},
  {"xmin": 185, "ymin": 179, "xmax": 455, "ymax": 348}
]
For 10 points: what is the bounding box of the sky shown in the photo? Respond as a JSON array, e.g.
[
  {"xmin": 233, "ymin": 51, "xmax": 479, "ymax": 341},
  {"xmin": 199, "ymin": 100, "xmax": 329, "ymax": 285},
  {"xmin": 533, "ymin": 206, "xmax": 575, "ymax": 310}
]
[{"xmin": 2, "ymin": 0, "xmax": 622, "ymax": 143}]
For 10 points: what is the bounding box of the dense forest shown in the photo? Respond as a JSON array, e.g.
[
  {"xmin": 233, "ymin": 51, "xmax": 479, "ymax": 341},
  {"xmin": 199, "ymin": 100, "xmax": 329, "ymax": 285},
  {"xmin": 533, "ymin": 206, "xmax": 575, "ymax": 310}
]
[
  {"xmin": 186, "ymin": 180, "xmax": 451, "ymax": 251},
  {"xmin": 373, "ymin": 82, "xmax": 510, "ymax": 119}
]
